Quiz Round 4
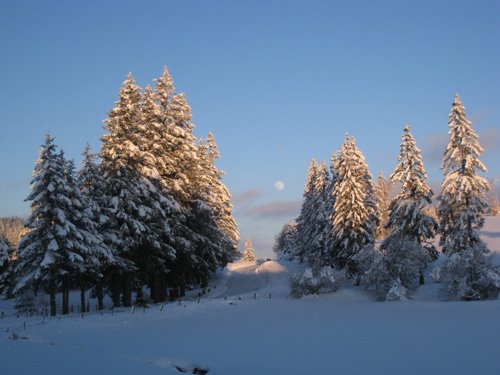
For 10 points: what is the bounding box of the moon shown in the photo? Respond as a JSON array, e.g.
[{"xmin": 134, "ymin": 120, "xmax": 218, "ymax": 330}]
[{"xmin": 274, "ymin": 181, "xmax": 285, "ymax": 191}]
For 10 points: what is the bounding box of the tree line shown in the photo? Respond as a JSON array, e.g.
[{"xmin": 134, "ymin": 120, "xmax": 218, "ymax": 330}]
[
  {"xmin": 275, "ymin": 95, "xmax": 500, "ymax": 301},
  {"xmin": 0, "ymin": 68, "xmax": 240, "ymax": 316}
]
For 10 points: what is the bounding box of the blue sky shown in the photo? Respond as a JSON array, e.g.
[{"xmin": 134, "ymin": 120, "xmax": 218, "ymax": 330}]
[{"xmin": 1, "ymin": 0, "xmax": 499, "ymax": 258}]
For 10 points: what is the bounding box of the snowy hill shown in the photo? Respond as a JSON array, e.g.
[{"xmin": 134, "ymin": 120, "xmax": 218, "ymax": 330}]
[
  {"xmin": 481, "ymin": 215, "xmax": 500, "ymax": 264},
  {"xmin": 1, "ymin": 216, "xmax": 500, "ymax": 374}
]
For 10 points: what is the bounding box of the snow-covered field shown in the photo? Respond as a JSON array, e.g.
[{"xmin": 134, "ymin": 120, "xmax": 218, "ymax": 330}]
[{"xmin": 1, "ymin": 217, "xmax": 500, "ymax": 375}]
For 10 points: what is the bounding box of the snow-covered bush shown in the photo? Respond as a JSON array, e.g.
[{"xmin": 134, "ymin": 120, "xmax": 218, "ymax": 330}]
[
  {"xmin": 351, "ymin": 245, "xmax": 377, "ymax": 283},
  {"xmin": 363, "ymin": 238, "xmax": 430, "ymax": 301},
  {"xmin": 432, "ymin": 243, "xmax": 500, "ymax": 301},
  {"xmin": 290, "ymin": 266, "xmax": 340, "ymax": 298}
]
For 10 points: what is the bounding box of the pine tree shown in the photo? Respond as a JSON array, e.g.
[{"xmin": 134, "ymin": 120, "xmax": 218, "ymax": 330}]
[
  {"xmin": 332, "ymin": 136, "xmax": 377, "ymax": 276},
  {"xmin": 273, "ymin": 220, "xmax": 298, "ymax": 261},
  {"xmin": 78, "ymin": 144, "xmax": 122, "ymax": 310},
  {"xmin": 15, "ymin": 135, "xmax": 101, "ymax": 315},
  {"xmin": 100, "ymin": 74, "xmax": 174, "ymax": 306},
  {"xmin": 196, "ymin": 133, "xmax": 240, "ymax": 259},
  {"xmin": 374, "ymin": 172, "xmax": 392, "ymax": 239},
  {"xmin": 366, "ymin": 238, "xmax": 430, "ymax": 301},
  {"xmin": 385, "ymin": 126, "xmax": 437, "ymax": 255},
  {"xmin": 242, "ymin": 239, "xmax": 256, "ymax": 262},
  {"xmin": 308, "ymin": 161, "xmax": 333, "ymax": 268},
  {"xmin": 322, "ymin": 154, "xmax": 337, "ymax": 265},
  {"xmin": 137, "ymin": 85, "xmax": 164, "ymax": 180},
  {"xmin": 295, "ymin": 159, "xmax": 319, "ymax": 263},
  {"xmin": 366, "ymin": 126, "xmax": 436, "ymax": 300},
  {"xmin": 0, "ymin": 236, "xmax": 10, "ymax": 297},
  {"xmin": 435, "ymin": 95, "xmax": 499, "ymax": 300},
  {"xmin": 101, "ymin": 73, "xmax": 144, "ymax": 172},
  {"xmin": 154, "ymin": 67, "xmax": 198, "ymax": 203},
  {"xmin": 437, "ymin": 95, "xmax": 490, "ymax": 254}
]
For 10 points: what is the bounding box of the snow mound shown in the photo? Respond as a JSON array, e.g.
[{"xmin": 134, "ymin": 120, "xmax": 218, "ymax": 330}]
[{"xmin": 154, "ymin": 359, "xmax": 209, "ymax": 374}]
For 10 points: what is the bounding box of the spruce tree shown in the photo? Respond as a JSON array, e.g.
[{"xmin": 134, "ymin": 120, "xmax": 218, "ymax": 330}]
[
  {"xmin": 366, "ymin": 126, "xmax": 436, "ymax": 300},
  {"xmin": 205, "ymin": 132, "xmax": 240, "ymax": 253},
  {"xmin": 78, "ymin": 144, "xmax": 121, "ymax": 310},
  {"xmin": 0, "ymin": 236, "xmax": 10, "ymax": 297},
  {"xmin": 296, "ymin": 159, "xmax": 330, "ymax": 267},
  {"xmin": 195, "ymin": 133, "xmax": 240, "ymax": 260},
  {"xmin": 308, "ymin": 161, "xmax": 333, "ymax": 268},
  {"xmin": 138, "ymin": 85, "xmax": 164, "ymax": 180},
  {"xmin": 15, "ymin": 135, "xmax": 97, "ymax": 315},
  {"xmin": 101, "ymin": 73, "xmax": 144, "ymax": 172},
  {"xmin": 435, "ymin": 95, "xmax": 499, "ymax": 300},
  {"xmin": 295, "ymin": 159, "xmax": 319, "ymax": 263},
  {"xmin": 273, "ymin": 220, "xmax": 298, "ymax": 261},
  {"xmin": 374, "ymin": 172, "xmax": 392, "ymax": 239},
  {"xmin": 437, "ymin": 95, "xmax": 490, "ymax": 254},
  {"xmin": 385, "ymin": 126, "xmax": 437, "ymax": 254},
  {"xmin": 154, "ymin": 67, "xmax": 198, "ymax": 203},
  {"xmin": 322, "ymin": 154, "xmax": 337, "ymax": 266},
  {"xmin": 332, "ymin": 136, "xmax": 377, "ymax": 276},
  {"xmin": 100, "ymin": 74, "xmax": 172, "ymax": 306},
  {"xmin": 242, "ymin": 239, "xmax": 256, "ymax": 262}
]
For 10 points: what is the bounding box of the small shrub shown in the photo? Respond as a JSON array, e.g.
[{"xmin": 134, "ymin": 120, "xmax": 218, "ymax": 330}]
[
  {"xmin": 290, "ymin": 266, "xmax": 340, "ymax": 298},
  {"xmin": 432, "ymin": 243, "xmax": 500, "ymax": 301}
]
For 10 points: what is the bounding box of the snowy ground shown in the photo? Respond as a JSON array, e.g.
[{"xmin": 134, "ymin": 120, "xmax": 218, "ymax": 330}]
[{"xmin": 1, "ymin": 217, "xmax": 500, "ymax": 375}]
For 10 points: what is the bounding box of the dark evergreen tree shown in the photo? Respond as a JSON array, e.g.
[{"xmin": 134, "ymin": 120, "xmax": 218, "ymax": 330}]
[
  {"xmin": 322, "ymin": 154, "xmax": 337, "ymax": 266},
  {"xmin": 15, "ymin": 135, "xmax": 100, "ymax": 316},
  {"xmin": 100, "ymin": 73, "xmax": 167, "ymax": 306},
  {"xmin": 0, "ymin": 236, "xmax": 11, "ymax": 298},
  {"xmin": 307, "ymin": 161, "xmax": 333, "ymax": 268},
  {"xmin": 295, "ymin": 159, "xmax": 319, "ymax": 263}
]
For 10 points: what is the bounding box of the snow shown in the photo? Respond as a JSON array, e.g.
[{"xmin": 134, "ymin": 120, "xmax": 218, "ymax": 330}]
[{"xmin": 1, "ymin": 217, "xmax": 500, "ymax": 374}]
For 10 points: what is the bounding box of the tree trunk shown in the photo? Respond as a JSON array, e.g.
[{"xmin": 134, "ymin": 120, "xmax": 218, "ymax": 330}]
[
  {"xmin": 159, "ymin": 274, "xmax": 167, "ymax": 302},
  {"xmin": 122, "ymin": 274, "xmax": 132, "ymax": 307},
  {"xmin": 201, "ymin": 275, "xmax": 209, "ymax": 289},
  {"xmin": 80, "ymin": 282, "xmax": 86, "ymax": 313},
  {"xmin": 169, "ymin": 287, "xmax": 178, "ymax": 301},
  {"xmin": 111, "ymin": 276, "xmax": 121, "ymax": 307},
  {"xmin": 419, "ymin": 271, "xmax": 425, "ymax": 285},
  {"xmin": 62, "ymin": 283, "xmax": 69, "ymax": 315},
  {"xmin": 95, "ymin": 282, "xmax": 104, "ymax": 310},
  {"xmin": 136, "ymin": 287, "xmax": 144, "ymax": 306},
  {"xmin": 49, "ymin": 283, "xmax": 57, "ymax": 317},
  {"xmin": 150, "ymin": 273, "xmax": 158, "ymax": 304}
]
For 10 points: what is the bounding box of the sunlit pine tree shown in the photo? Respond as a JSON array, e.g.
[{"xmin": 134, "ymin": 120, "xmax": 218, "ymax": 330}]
[
  {"xmin": 242, "ymin": 239, "xmax": 256, "ymax": 262},
  {"xmin": 332, "ymin": 136, "xmax": 376, "ymax": 276},
  {"xmin": 437, "ymin": 95, "xmax": 490, "ymax": 254}
]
